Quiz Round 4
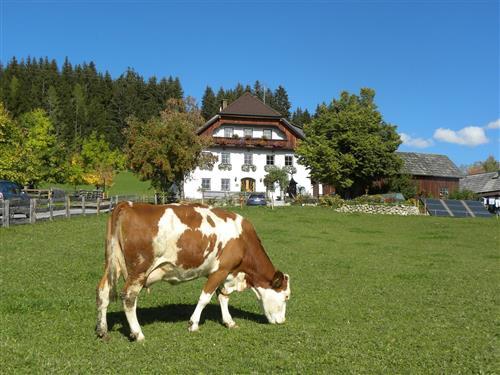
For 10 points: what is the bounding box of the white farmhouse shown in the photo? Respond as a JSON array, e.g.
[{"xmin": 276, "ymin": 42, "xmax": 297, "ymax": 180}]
[{"xmin": 183, "ymin": 93, "xmax": 313, "ymax": 199}]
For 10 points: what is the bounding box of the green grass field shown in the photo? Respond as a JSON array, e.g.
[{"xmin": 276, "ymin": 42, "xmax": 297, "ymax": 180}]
[
  {"xmin": 0, "ymin": 208, "xmax": 498, "ymax": 373},
  {"xmin": 40, "ymin": 171, "xmax": 154, "ymax": 196}
]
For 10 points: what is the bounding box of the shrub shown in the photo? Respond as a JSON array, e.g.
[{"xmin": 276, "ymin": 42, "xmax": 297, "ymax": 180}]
[
  {"xmin": 319, "ymin": 195, "xmax": 345, "ymax": 208},
  {"xmin": 448, "ymin": 189, "xmax": 478, "ymax": 200},
  {"xmin": 293, "ymin": 194, "xmax": 318, "ymax": 205},
  {"xmin": 352, "ymin": 194, "xmax": 383, "ymax": 204}
]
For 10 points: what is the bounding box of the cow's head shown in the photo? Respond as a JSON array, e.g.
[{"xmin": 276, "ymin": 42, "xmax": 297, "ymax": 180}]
[{"xmin": 255, "ymin": 271, "xmax": 291, "ymax": 324}]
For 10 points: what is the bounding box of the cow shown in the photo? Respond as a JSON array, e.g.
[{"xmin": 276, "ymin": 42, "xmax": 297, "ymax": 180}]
[{"xmin": 95, "ymin": 202, "xmax": 291, "ymax": 341}]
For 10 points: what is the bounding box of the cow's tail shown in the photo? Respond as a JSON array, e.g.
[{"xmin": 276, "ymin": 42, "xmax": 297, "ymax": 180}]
[{"xmin": 104, "ymin": 202, "xmax": 129, "ymax": 301}]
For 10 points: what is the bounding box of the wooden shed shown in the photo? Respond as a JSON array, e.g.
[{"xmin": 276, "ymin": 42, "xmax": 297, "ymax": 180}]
[{"xmin": 398, "ymin": 152, "xmax": 463, "ymax": 198}]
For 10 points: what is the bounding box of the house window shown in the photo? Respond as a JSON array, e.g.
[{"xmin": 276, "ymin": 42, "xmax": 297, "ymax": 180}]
[
  {"xmin": 201, "ymin": 178, "xmax": 211, "ymax": 190},
  {"xmin": 221, "ymin": 178, "xmax": 230, "ymax": 191},
  {"xmin": 244, "ymin": 153, "xmax": 253, "ymax": 165},
  {"xmin": 285, "ymin": 155, "xmax": 294, "ymax": 166},
  {"xmin": 263, "ymin": 129, "xmax": 272, "ymax": 139},
  {"xmin": 439, "ymin": 187, "xmax": 449, "ymax": 197},
  {"xmin": 266, "ymin": 155, "xmax": 274, "ymax": 165},
  {"xmin": 224, "ymin": 127, "xmax": 234, "ymax": 138},
  {"xmin": 244, "ymin": 128, "xmax": 253, "ymax": 138},
  {"xmin": 221, "ymin": 152, "xmax": 230, "ymax": 164}
]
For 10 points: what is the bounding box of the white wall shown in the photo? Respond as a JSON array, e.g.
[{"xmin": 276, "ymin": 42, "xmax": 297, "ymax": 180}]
[{"xmin": 183, "ymin": 147, "xmax": 312, "ymax": 199}]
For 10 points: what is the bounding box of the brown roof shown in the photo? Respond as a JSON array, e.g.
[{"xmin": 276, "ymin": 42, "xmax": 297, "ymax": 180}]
[
  {"xmin": 460, "ymin": 171, "xmax": 500, "ymax": 194},
  {"xmin": 397, "ymin": 152, "xmax": 463, "ymax": 178},
  {"xmin": 220, "ymin": 92, "xmax": 282, "ymax": 117}
]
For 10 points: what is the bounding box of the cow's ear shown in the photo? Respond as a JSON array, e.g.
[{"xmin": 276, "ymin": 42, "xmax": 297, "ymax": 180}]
[{"xmin": 271, "ymin": 271, "xmax": 284, "ymax": 289}]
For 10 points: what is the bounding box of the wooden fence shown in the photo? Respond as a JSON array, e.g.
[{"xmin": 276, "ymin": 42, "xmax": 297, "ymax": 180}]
[{"xmin": 0, "ymin": 195, "xmax": 158, "ymax": 228}]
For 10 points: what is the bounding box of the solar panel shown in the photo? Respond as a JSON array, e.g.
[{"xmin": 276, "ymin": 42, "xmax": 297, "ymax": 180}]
[
  {"xmin": 422, "ymin": 199, "xmax": 494, "ymax": 218},
  {"xmin": 463, "ymin": 200, "xmax": 493, "ymax": 218},
  {"xmin": 444, "ymin": 200, "xmax": 471, "ymax": 218},
  {"xmin": 424, "ymin": 199, "xmax": 451, "ymax": 217}
]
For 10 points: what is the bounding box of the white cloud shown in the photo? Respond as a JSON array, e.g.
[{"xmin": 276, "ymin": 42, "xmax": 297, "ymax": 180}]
[
  {"xmin": 400, "ymin": 133, "xmax": 434, "ymax": 148},
  {"xmin": 486, "ymin": 119, "xmax": 500, "ymax": 129},
  {"xmin": 433, "ymin": 126, "xmax": 489, "ymax": 146}
]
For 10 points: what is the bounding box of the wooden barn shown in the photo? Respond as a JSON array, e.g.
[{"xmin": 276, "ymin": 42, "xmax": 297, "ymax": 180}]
[
  {"xmin": 398, "ymin": 152, "xmax": 463, "ymax": 198},
  {"xmin": 460, "ymin": 171, "xmax": 500, "ymax": 198}
]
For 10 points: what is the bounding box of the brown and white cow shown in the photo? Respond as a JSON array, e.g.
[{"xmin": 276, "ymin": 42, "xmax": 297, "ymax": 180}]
[{"xmin": 96, "ymin": 202, "xmax": 290, "ymax": 341}]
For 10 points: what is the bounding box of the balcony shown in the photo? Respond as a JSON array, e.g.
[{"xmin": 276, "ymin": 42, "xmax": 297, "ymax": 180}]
[{"xmin": 212, "ymin": 137, "xmax": 288, "ymax": 149}]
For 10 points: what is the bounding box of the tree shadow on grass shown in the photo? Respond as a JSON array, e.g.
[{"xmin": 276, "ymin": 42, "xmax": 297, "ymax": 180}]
[{"xmin": 106, "ymin": 303, "xmax": 266, "ymax": 338}]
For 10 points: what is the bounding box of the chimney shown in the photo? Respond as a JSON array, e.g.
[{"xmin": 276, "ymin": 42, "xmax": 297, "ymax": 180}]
[{"xmin": 220, "ymin": 99, "xmax": 228, "ymax": 111}]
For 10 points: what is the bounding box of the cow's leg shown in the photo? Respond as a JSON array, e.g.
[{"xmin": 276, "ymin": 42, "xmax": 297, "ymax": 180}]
[
  {"xmin": 188, "ymin": 270, "xmax": 228, "ymax": 332},
  {"xmin": 217, "ymin": 288, "xmax": 237, "ymax": 328},
  {"xmin": 121, "ymin": 279, "xmax": 145, "ymax": 341},
  {"xmin": 96, "ymin": 271, "xmax": 111, "ymax": 338}
]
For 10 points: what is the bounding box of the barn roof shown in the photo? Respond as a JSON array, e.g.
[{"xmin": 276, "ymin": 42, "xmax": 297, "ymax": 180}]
[
  {"xmin": 397, "ymin": 152, "xmax": 463, "ymax": 178},
  {"xmin": 460, "ymin": 171, "xmax": 500, "ymax": 194}
]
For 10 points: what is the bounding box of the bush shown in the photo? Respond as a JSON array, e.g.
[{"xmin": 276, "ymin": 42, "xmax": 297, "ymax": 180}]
[
  {"xmin": 293, "ymin": 194, "xmax": 318, "ymax": 206},
  {"xmin": 448, "ymin": 189, "xmax": 478, "ymax": 200},
  {"xmin": 319, "ymin": 195, "xmax": 345, "ymax": 208},
  {"xmin": 352, "ymin": 194, "xmax": 383, "ymax": 204},
  {"xmin": 387, "ymin": 174, "xmax": 417, "ymax": 199}
]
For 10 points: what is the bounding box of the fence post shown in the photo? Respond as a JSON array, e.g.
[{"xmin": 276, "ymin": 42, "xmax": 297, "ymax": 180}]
[
  {"xmin": 97, "ymin": 197, "xmax": 101, "ymax": 215},
  {"xmin": 3, "ymin": 200, "xmax": 9, "ymax": 228},
  {"xmin": 82, "ymin": 196, "xmax": 86, "ymax": 216},
  {"xmin": 66, "ymin": 196, "xmax": 70, "ymax": 218},
  {"xmin": 49, "ymin": 198, "xmax": 53, "ymax": 221},
  {"xmin": 30, "ymin": 199, "xmax": 36, "ymax": 224}
]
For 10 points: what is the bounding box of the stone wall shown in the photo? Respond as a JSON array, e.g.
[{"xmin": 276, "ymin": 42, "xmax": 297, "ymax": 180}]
[{"xmin": 335, "ymin": 204, "xmax": 420, "ymax": 216}]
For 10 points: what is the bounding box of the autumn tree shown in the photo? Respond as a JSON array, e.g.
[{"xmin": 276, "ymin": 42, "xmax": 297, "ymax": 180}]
[
  {"xmin": 18, "ymin": 109, "xmax": 65, "ymax": 186},
  {"xmin": 76, "ymin": 132, "xmax": 125, "ymax": 190},
  {"xmin": 297, "ymin": 88, "xmax": 402, "ymax": 198},
  {"xmin": 0, "ymin": 103, "xmax": 25, "ymax": 182},
  {"xmin": 125, "ymin": 98, "xmax": 216, "ymax": 194}
]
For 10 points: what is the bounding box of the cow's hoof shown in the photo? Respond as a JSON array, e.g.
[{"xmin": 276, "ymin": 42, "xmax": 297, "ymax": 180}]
[
  {"xmin": 130, "ymin": 332, "xmax": 145, "ymax": 342},
  {"xmin": 96, "ymin": 327, "xmax": 108, "ymax": 339},
  {"xmin": 188, "ymin": 321, "xmax": 199, "ymax": 332},
  {"xmin": 224, "ymin": 322, "xmax": 239, "ymax": 329}
]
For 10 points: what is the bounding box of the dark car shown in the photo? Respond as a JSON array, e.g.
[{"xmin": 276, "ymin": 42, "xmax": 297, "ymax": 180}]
[
  {"xmin": 0, "ymin": 180, "xmax": 31, "ymax": 217},
  {"xmin": 246, "ymin": 193, "xmax": 267, "ymax": 206}
]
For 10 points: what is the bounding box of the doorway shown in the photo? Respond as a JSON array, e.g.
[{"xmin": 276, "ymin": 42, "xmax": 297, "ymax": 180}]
[{"xmin": 241, "ymin": 178, "xmax": 256, "ymax": 192}]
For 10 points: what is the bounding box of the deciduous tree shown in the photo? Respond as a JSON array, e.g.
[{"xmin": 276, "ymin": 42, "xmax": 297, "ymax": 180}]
[
  {"xmin": 297, "ymin": 88, "xmax": 402, "ymax": 198},
  {"xmin": 125, "ymin": 98, "xmax": 215, "ymax": 194}
]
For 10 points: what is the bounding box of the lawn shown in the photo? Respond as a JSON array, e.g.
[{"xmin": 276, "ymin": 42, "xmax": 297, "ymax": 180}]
[
  {"xmin": 39, "ymin": 171, "xmax": 154, "ymax": 196},
  {"xmin": 0, "ymin": 207, "xmax": 498, "ymax": 373}
]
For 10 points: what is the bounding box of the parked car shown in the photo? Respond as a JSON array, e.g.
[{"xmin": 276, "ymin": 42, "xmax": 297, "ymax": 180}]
[
  {"xmin": 246, "ymin": 193, "xmax": 267, "ymax": 206},
  {"xmin": 0, "ymin": 180, "xmax": 30, "ymax": 217}
]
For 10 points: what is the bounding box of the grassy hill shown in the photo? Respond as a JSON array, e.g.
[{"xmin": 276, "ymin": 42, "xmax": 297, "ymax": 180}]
[
  {"xmin": 0, "ymin": 207, "xmax": 497, "ymax": 373},
  {"xmin": 40, "ymin": 171, "xmax": 154, "ymax": 196}
]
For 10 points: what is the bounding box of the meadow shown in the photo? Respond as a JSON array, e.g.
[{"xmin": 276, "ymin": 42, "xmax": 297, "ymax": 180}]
[
  {"xmin": 40, "ymin": 171, "xmax": 155, "ymax": 196},
  {"xmin": 0, "ymin": 207, "xmax": 498, "ymax": 373}
]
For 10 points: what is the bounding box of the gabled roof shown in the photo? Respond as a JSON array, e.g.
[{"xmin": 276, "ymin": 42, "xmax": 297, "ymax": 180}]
[
  {"xmin": 460, "ymin": 171, "xmax": 500, "ymax": 193},
  {"xmin": 220, "ymin": 92, "xmax": 282, "ymax": 117},
  {"xmin": 397, "ymin": 152, "xmax": 463, "ymax": 178},
  {"xmin": 197, "ymin": 93, "xmax": 305, "ymax": 139}
]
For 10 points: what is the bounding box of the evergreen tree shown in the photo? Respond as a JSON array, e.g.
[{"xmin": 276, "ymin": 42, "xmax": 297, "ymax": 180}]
[
  {"xmin": 201, "ymin": 86, "xmax": 218, "ymax": 120},
  {"xmin": 291, "ymin": 107, "xmax": 312, "ymax": 128},
  {"xmin": 272, "ymin": 85, "xmax": 291, "ymax": 118},
  {"xmin": 253, "ymin": 80, "xmax": 264, "ymax": 100}
]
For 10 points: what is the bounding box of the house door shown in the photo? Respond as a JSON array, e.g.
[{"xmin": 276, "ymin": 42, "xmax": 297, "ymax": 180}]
[{"xmin": 241, "ymin": 178, "xmax": 255, "ymax": 192}]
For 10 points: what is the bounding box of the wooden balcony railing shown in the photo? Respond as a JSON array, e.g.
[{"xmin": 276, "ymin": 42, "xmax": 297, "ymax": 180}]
[{"xmin": 212, "ymin": 137, "xmax": 288, "ymax": 149}]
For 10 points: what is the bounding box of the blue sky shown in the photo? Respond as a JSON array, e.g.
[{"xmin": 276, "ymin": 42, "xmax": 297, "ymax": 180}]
[{"xmin": 1, "ymin": 0, "xmax": 498, "ymax": 166}]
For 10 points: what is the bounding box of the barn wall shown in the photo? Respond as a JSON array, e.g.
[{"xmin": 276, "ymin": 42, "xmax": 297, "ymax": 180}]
[{"xmin": 414, "ymin": 176, "xmax": 459, "ymax": 198}]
